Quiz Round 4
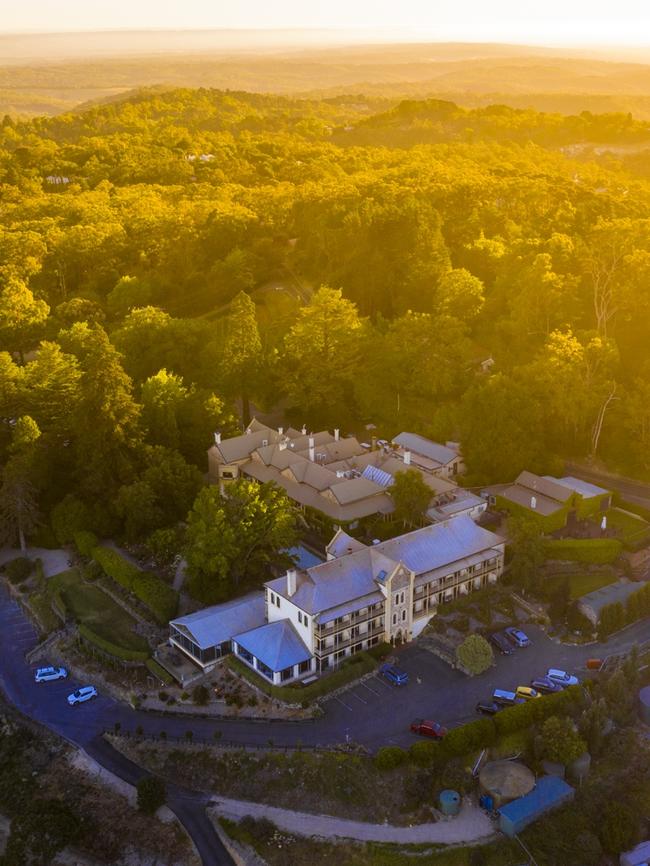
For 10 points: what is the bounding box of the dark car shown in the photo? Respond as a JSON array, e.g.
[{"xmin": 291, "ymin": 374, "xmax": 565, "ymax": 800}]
[
  {"xmin": 475, "ymin": 700, "xmax": 501, "ymax": 715},
  {"xmin": 531, "ymin": 676, "xmax": 563, "ymax": 694},
  {"xmin": 410, "ymin": 719, "xmax": 447, "ymax": 739},
  {"xmin": 490, "ymin": 631, "xmax": 514, "ymax": 655},
  {"xmin": 379, "ymin": 663, "xmax": 409, "ymax": 686}
]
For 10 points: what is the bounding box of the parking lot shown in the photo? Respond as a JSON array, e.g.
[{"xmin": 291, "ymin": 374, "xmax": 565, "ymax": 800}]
[{"xmin": 321, "ymin": 624, "xmax": 610, "ymax": 749}]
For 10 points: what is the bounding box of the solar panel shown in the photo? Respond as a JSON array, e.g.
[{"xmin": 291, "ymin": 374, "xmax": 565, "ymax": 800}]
[{"xmin": 361, "ymin": 465, "xmax": 394, "ymax": 487}]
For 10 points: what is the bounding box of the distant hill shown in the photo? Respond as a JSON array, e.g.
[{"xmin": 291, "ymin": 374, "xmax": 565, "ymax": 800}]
[{"xmin": 3, "ymin": 39, "xmax": 650, "ymax": 118}]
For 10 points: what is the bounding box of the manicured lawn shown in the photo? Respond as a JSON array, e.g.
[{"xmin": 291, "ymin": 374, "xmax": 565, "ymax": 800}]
[
  {"xmin": 567, "ymin": 571, "xmax": 616, "ymax": 599},
  {"xmin": 49, "ymin": 569, "xmax": 149, "ymax": 653},
  {"xmin": 599, "ymin": 507, "xmax": 650, "ymax": 545}
]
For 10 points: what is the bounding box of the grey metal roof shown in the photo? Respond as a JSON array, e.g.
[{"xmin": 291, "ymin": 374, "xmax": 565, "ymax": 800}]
[
  {"xmin": 233, "ymin": 619, "xmax": 311, "ymax": 671},
  {"xmin": 427, "ymin": 491, "xmax": 486, "ymax": 521},
  {"xmin": 266, "ymin": 515, "xmax": 503, "ymax": 617},
  {"xmin": 170, "ymin": 592, "xmax": 265, "ymax": 650},
  {"xmin": 392, "ymin": 433, "xmax": 458, "ymax": 467},
  {"xmin": 498, "ymin": 484, "xmax": 564, "ymax": 516},
  {"xmin": 579, "ymin": 580, "xmax": 640, "ymax": 615},
  {"xmin": 516, "ymin": 471, "xmax": 572, "ymax": 503},
  {"xmin": 551, "ymin": 476, "xmax": 610, "ymax": 499}
]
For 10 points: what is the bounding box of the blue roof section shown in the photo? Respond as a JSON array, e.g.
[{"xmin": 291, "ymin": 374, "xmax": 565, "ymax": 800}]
[
  {"xmin": 286, "ymin": 545, "xmax": 325, "ymax": 570},
  {"xmin": 361, "ymin": 464, "xmax": 394, "ymax": 487},
  {"xmin": 170, "ymin": 592, "xmax": 265, "ymax": 650},
  {"xmin": 498, "ymin": 776, "xmax": 574, "ymax": 825},
  {"xmin": 233, "ymin": 620, "xmax": 312, "ymax": 671},
  {"xmin": 553, "ymin": 476, "xmax": 611, "ymax": 499},
  {"xmin": 392, "ymin": 433, "xmax": 457, "ymax": 466}
]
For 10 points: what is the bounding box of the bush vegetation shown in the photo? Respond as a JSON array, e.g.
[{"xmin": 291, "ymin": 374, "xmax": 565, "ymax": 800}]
[{"xmin": 92, "ymin": 545, "xmax": 178, "ymax": 622}]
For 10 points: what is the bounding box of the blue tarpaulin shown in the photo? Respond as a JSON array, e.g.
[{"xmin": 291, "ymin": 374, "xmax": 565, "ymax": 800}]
[{"xmin": 498, "ymin": 776, "xmax": 574, "ymax": 837}]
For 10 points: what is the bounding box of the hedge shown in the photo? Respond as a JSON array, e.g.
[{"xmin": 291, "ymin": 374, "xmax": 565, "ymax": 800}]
[
  {"xmin": 226, "ymin": 651, "xmax": 377, "ymax": 704},
  {"xmin": 92, "ymin": 546, "xmax": 178, "ymax": 623},
  {"xmin": 145, "ymin": 658, "xmax": 174, "ymax": 686},
  {"xmin": 615, "ymin": 498, "xmax": 650, "ymax": 523},
  {"xmin": 78, "ymin": 623, "xmax": 150, "ymax": 662},
  {"xmin": 443, "ymin": 716, "xmax": 497, "ymax": 756},
  {"xmin": 494, "ymin": 685, "xmax": 582, "ymax": 736},
  {"xmin": 544, "ymin": 538, "xmax": 623, "ymax": 564},
  {"xmin": 600, "ymin": 582, "xmax": 650, "ymax": 638},
  {"xmin": 74, "ymin": 530, "xmax": 98, "ymax": 558},
  {"xmin": 374, "ymin": 746, "xmax": 407, "ymax": 770}
]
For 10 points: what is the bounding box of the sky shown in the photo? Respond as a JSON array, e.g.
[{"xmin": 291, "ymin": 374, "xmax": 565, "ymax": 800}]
[{"xmin": 3, "ymin": 0, "xmax": 650, "ymax": 46}]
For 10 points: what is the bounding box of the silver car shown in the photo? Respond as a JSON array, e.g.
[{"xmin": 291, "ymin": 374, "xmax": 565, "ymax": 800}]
[
  {"xmin": 35, "ymin": 666, "xmax": 68, "ymax": 683},
  {"xmin": 67, "ymin": 685, "xmax": 98, "ymax": 705}
]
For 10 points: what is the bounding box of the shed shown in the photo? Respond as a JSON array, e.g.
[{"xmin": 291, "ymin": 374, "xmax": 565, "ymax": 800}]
[
  {"xmin": 479, "ymin": 760, "xmax": 535, "ymax": 808},
  {"xmin": 498, "ymin": 775, "xmax": 574, "ymax": 837},
  {"xmin": 578, "ymin": 581, "xmax": 640, "ymax": 625}
]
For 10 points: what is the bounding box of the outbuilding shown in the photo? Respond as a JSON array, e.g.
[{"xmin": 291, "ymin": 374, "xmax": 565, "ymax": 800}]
[{"xmin": 498, "ymin": 776, "xmax": 575, "ymax": 837}]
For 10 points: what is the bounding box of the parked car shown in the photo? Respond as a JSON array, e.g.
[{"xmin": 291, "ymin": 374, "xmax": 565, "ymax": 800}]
[
  {"xmin": 475, "ymin": 700, "xmax": 501, "ymax": 715},
  {"xmin": 546, "ymin": 668, "xmax": 579, "ymax": 688},
  {"xmin": 492, "ymin": 689, "xmax": 525, "ymax": 706},
  {"xmin": 505, "ymin": 626, "xmax": 531, "ymax": 648},
  {"xmin": 515, "ymin": 686, "xmax": 541, "ymax": 701},
  {"xmin": 67, "ymin": 685, "xmax": 97, "ymax": 706},
  {"xmin": 410, "ymin": 719, "xmax": 447, "ymax": 739},
  {"xmin": 490, "ymin": 632, "xmax": 514, "ymax": 655},
  {"xmin": 34, "ymin": 666, "xmax": 68, "ymax": 683},
  {"xmin": 531, "ymin": 676, "xmax": 563, "ymax": 694},
  {"xmin": 379, "ymin": 663, "xmax": 409, "ymax": 686}
]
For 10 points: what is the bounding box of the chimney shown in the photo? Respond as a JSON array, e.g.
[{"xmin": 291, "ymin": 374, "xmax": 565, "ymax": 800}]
[
  {"xmin": 531, "ymin": 496, "xmax": 537, "ymax": 510},
  {"xmin": 301, "ymin": 424, "xmax": 307, "ymax": 435},
  {"xmin": 287, "ymin": 569, "xmax": 297, "ymax": 597},
  {"xmin": 214, "ymin": 432, "xmax": 221, "ymax": 445},
  {"xmin": 403, "ymin": 450, "xmax": 411, "ymax": 465},
  {"xmin": 334, "ymin": 428, "xmax": 340, "ymax": 441},
  {"xmin": 278, "ymin": 426, "xmax": 283, "ymax": 436},
  {"xmin": 309, "ymin": 436, "xmax": 315, "ymax": 462}
]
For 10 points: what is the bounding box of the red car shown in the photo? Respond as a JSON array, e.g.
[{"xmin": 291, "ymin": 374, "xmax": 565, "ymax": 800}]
[{"xmin": 410, "ymin": 719, "xmax": 447, "ymax": 739}]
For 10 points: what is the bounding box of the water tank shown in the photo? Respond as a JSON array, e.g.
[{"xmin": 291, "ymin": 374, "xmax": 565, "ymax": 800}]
[
  {"xmin": 439, "ymin": 789, "xmax": 461, "ymax": 816},
  {"xmin": 639, "ymin": 685, "xmax": 650, "ymax": 725},
  {"xmin": 568, "ymin": 751, "xmax": 591, "ymax": 784},
  {"xmin": 479, "ymin": 760, "xmax": 535, "ymax": 808}
]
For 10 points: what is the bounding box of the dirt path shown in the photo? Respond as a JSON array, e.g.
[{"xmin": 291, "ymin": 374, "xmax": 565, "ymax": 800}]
[
  {"xmin": 209, "ymin": 796, "xmax": 495, "ymax": 844},
  {"xmin": 0, "ymin": 546, "xmax": 70, "ymax": 577}
]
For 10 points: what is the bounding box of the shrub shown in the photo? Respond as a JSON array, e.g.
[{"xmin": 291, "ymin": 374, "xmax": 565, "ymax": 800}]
[
  {"xmin": 136, "ymin": 775, "xmax": 166, "ymax": 815},
  {"xmin": 367, "ymin": 641, "xmax": 392, "ymax": 660},
  {"xmin": 444, "ymin": 717, "xmax": 496, "ymax": 756},
  {"xmin": 74, "ymin": 530, "xmax": 98, "ymax": 558},
  {"xmin": 540, "ymin": 715, "xmax": 587, "ymax": 765},
  {"xmin": 192, "ymin": 684, "xmax": 210, "ymax": 706},
  {"xmin": 238, "ymin": 815, "xmax": 276, "ymax": 844},
  {"xmin": 408, "ymin": 740, "xmax": 445, "ymax": 768},
  {"xmin": 373, "ymin": 746, "xmax": 407, "ymax": 770},
  {"xmin": 3, "ymin": 557, "xmax": 32, "ymax": 584},
  {"xmin": 92, "ymin": 545, "xmax": 178, "ymax": 622},
  {"xmin": 455, "ymin": 633, "xmax": 494, "ymax": 675}
]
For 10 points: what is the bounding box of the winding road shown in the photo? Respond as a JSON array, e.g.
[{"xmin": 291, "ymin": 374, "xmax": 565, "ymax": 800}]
[{"xmin": 1, "ymin": 582, "xmax": 649, "ymax": 865}]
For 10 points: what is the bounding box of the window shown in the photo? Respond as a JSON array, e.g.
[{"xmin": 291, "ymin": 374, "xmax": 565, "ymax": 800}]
[
  {"xmin": 276, "ymin": 596, "xmax": 280, "ymax": 607},
  {"xmin": 392, "ymin": 613, "xmax": 397, "ymax": 625},
  {"xmin": 298, "ymin": 659, "xmax": 311, "ymax": 674},
  {"xmin": 280, "ymin": 666, "xmax": 294, "ymax": 682},
  {"xmin": 400, "ymin": 592, "xmax": 405, "ymax": 604},
  {"xmin": 298, "ymin": 611, "xmax": 302, "ymax": 624},
  {"xmin": 270, "ymin": 592, "xmax": 275, "ymax": 605},
  {"xmin": 304, "ymin": 616, "xmax": 309, "ymax": 628},
  {"xmin": 394, "ymin": 593, "xmax": 399, "ymax": 605},
  {"xmin": 402, "ymin": 609, "xmax": 407, "ymax": 621}
]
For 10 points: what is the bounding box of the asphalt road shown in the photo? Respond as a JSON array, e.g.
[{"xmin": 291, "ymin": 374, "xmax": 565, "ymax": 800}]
[
  {"xmin": 1, "ymin": 583, "xmax": 649, "ymax": 863},
  {"xmin": 565, "ymin": 463, "xmax": 650, "ymax": 509}
]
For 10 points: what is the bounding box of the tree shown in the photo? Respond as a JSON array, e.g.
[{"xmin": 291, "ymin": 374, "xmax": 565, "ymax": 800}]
[
  {"xmin": 599, "ymin": 802, "xmax": 639, "ymax": 855},
  {"xmin": 107, "ymin": 274, "xmax": 152, "ymax": 318},
  {"xmin": 22, "ymin": 341, "xmax": 81, "ymax": 439},
  {"xmin": 184, "ymin": 479, "xmax": 299, "ymax": 602},
  {"xmin": 140, "ymin": 368, "xmax": 187, "ymax": 451},
  {"xmin": 2, "ymin": 798, "xmax": 80, "ymax": 865},
  {"xmin": 455, "ymin": 634, "xmax": 494, "ymax": 675},
  {"xmin": 437, "ymin": 268, "xmax": 485, "ymax": 322},
  {"xmin": 50, "ymin": 494, "xmax": 90, "ymax": 545},
  {"xmin": 0, "ymin": 278, "xmax": 50, "ymax": 362},
  {"xmin": 579, "ymin": 698, "xmax": 608, "ymax": 757},
  {"xmin": 136, "ymin": 775, "xmax": 166, "ymax": 815},
  {"xmin": 283, "ymin": 286, "xmax": 363, "ymax": 417},
  {"xmin": 507, "ymin": 516, "xmax": 546, "ymax": 595},
  {"xmin": 390, "ymin": 469, "xmax": 432, "ymax": 527},
  {"xmin": 540, "ymin": 715, "xmax": 587, "ymax": 765},
  {"xmin": 220, "ymin": 290, "xmax": 262, "ymax": 425},
  {"xmin": 548, "ymin": 576, "xmax": 570, "ymax": 623},
  {"xmin": 0, "ymin": 416, "xmax": 41, "ymax": 551}
]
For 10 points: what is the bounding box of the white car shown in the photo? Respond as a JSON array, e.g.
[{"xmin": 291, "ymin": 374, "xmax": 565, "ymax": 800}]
[
  {"xmin": 34, "ymin": 666, "xmax": 68, "ymax": 683},
  {"xmin": 546, "ymin": 668, "xmax": 579, "ymax": 688},
  {"xmin": 67, "ymin": 685, "xmax": 98, "ymax": 706}
]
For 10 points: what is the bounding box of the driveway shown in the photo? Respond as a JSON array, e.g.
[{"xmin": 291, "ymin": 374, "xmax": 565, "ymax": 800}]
[{"xmin": 0, "ymin": 546, "xmax": 70, "ymax": 578}]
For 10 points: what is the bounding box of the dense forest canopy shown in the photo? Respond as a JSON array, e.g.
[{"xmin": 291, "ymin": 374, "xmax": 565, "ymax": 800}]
[{"xmin": 1, "ymin": 85, "xmax": 650, "ymax": 547}]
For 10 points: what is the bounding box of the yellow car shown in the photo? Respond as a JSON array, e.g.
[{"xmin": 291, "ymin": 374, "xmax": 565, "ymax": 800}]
[{"xmin": 516, "ymin": 686, "xmax": 541, "ymax": 701}]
